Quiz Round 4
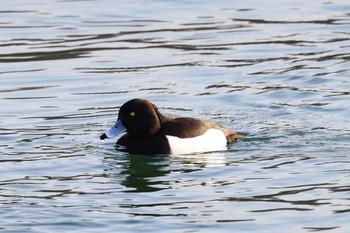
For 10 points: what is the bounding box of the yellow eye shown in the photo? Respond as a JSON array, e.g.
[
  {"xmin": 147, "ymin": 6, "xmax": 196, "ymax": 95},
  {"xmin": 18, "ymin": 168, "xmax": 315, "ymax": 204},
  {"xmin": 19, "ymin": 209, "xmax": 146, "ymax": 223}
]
[{"xmin": 130, "ymin": 111, "xmax": 135, "ymax": 117}]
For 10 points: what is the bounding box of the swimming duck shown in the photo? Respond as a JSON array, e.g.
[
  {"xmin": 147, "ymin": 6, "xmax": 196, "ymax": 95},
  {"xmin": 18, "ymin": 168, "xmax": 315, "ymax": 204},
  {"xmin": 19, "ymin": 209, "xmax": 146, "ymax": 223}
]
[{"xmin": 100, "ymin": 99, "xmax": 241, "ymax": 155}]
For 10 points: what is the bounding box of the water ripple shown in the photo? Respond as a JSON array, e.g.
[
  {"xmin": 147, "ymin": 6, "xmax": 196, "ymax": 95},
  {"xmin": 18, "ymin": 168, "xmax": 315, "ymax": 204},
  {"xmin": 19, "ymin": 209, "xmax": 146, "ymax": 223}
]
[{"xmin": 1, "ymin": 0, "xmax": 350, "ymax": 232}]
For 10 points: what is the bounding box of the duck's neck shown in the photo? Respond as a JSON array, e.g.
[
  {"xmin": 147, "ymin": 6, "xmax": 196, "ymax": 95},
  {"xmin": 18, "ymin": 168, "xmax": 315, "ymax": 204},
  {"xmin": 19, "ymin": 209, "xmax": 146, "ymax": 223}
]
[{"xmin": 152, "ymin": 104, "xmax": 167, "ymax": 126}]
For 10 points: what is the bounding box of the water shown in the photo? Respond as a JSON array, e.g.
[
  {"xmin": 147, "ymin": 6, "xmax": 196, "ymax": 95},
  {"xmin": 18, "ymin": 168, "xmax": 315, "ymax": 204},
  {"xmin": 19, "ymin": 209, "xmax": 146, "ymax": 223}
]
[{"xmin": 1, "ymin": 0, "xmax": 350, "ymax": 232}]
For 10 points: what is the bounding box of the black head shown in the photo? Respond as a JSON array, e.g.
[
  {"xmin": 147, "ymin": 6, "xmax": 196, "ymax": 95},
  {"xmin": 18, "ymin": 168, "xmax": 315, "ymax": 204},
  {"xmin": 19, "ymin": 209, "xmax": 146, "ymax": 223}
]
[{"xmin": 118, "ymin": 99, "xmax": 165, "ymax": 138}]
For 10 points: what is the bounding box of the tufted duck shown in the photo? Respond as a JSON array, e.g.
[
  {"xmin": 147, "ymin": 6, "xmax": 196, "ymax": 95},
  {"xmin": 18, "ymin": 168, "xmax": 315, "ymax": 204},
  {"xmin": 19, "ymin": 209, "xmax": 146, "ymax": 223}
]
[{"xmin": 100, "ymin": 99, "xmax": 241, "ymax": 155}]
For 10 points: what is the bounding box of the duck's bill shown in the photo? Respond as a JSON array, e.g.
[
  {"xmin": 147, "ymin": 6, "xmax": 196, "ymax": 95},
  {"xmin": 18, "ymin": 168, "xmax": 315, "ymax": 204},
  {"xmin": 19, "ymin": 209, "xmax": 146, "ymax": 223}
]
[{"xmin": 100, "ymin": 120, "xmax": 126, "ymax": 140}]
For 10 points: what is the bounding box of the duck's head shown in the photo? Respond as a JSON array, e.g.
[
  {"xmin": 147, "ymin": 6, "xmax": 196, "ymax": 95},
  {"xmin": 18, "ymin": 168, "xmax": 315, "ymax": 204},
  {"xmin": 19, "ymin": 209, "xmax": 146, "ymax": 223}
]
[{"xmin": 100, "ymin": 99, "xmax": 164, "ymax": 140}]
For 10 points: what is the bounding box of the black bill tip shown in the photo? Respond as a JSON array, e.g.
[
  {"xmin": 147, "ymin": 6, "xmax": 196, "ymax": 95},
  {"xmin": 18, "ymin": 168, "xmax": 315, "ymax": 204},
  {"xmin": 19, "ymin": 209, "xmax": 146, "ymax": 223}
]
[{"xmin": 100, "ymin": 133, "xmax": 107, "ymax": 140}]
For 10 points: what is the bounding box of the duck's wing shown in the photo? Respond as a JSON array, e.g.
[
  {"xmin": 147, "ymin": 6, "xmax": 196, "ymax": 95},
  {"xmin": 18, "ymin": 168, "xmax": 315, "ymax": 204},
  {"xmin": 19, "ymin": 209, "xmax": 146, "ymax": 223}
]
[
  {"xmin": 211, "ymin": 121, "xmax": 242, "ymax": 143},
  {"xmin": 201, "ymin": 119, "xmax": 242, "ymax": 143},
  {"xmin": 163, "ymin": 117, "xmax": 241, "ymax": 143}
]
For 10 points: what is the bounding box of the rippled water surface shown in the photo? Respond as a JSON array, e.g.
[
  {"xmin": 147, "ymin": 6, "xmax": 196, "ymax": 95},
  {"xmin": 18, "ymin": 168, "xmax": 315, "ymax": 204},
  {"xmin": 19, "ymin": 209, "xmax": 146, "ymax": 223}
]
[{"xmin": 1, "ymin": 0, "xmax": 350, "ymax": 232}]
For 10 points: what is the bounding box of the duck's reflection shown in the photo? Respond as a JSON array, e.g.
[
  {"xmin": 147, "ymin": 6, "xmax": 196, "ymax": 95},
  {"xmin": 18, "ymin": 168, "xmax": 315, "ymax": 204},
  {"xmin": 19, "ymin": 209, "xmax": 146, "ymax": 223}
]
[
  {"xmin": 123, "ymin": 154, "xmax": 171, "ymax": 192},
  {"xmin": 104, "ymin": 153, "xmax": 170, "ymax": 192},
  {"xmin": 103, "ymin": 151, "xmax": 228, "ymax": 192}
]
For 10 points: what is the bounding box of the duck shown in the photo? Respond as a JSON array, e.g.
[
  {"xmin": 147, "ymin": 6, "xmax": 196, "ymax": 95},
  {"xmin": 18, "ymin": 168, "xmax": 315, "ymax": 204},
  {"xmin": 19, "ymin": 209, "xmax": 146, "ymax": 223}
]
[{"xmin": 100, "ymin": 99, "xmax": 241, "ymax": 155}]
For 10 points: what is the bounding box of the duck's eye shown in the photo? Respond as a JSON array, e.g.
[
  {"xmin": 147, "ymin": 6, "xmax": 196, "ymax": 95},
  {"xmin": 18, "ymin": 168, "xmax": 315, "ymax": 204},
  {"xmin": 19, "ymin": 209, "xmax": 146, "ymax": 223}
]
[{"xmin": 130, "ymin": 111, "xmax": 135, "ymax": 117}]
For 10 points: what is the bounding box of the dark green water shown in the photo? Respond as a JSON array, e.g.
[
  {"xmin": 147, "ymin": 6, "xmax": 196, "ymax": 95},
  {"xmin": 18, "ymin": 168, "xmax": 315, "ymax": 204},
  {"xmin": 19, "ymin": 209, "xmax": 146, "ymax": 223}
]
[{"xmin": 0, "ymin": 0, "xmax": 349, "ymax": 232}]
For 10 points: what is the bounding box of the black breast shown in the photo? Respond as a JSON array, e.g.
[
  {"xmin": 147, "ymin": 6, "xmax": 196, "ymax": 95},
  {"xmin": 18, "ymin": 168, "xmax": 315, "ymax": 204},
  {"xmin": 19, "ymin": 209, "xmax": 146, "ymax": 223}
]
[{"xmin": 116, "ymin": 132, "xmax": 171, "ymax": 155}]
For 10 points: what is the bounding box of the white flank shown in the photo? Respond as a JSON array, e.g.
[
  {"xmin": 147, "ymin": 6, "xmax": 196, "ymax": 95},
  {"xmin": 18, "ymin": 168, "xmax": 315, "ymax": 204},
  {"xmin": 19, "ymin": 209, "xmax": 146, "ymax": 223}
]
[{"xmin": 166, "ymin": 128, "xmax": 227, "ymax": 155}]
